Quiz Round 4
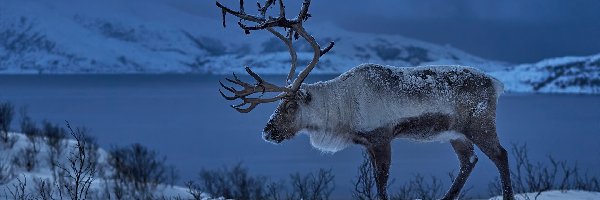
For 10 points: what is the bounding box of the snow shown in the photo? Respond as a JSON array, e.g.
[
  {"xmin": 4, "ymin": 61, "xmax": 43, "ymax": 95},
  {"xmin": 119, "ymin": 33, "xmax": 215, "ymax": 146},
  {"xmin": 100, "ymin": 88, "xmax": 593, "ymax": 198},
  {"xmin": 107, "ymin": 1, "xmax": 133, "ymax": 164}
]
[
  {"xmin": 491, "ymin": 53, "xmax": 600, "ymax": 94},
  {"xmin": 0, "ymin": 132, "xmax": 201, "ymax": 199},
  {"xmin": 294, "ymin": 64, "xmax": 499, "ymax": 153},
  {"xmin": 490, "ymin": 190, "xmax": 600, "ymax": 200},
  {"xmin": 1, "ymin": 0, "xmax": 598, "ymax": 94},
  {"xmin": 0, "ymin": 0, "xmax": 502, "ymax": 75},
  {"xmin": 0, "ymin": 124, "xmax": 598, "ymax": 199}
]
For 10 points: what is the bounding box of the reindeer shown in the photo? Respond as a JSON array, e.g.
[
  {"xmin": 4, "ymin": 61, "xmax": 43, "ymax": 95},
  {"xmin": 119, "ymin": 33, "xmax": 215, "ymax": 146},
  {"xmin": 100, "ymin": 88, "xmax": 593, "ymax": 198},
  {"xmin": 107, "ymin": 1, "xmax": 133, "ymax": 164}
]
[{"xmin": 216, "ymin": 1, "xmax": 514, "ymax": 199}]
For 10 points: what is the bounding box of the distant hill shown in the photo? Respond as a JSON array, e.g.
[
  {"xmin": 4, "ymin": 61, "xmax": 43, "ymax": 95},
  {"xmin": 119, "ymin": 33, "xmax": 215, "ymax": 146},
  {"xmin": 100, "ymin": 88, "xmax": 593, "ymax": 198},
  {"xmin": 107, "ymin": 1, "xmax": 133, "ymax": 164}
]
[
  {"xmin": 491, "ymin": 54, "xmax": 600, "ymax": 94},
  {"xmin": 0, "ymin": 0, "xmax": 499, "ymax": 74},
  {"xmin": 0, "ymin": 0, "xmax": 598, "ymax": 94}
]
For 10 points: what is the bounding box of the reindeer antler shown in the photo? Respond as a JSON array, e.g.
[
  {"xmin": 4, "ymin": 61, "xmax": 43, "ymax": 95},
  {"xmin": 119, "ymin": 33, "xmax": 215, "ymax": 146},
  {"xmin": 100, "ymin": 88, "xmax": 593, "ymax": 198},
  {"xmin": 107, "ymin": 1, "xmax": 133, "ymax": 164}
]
[
  {"xmin": 217, "ymin": 0, "xmax": 334, "ymax": 113},
  {"xmin": 219, "ymin": 67, "xmax": 291, "ymax": 113}
]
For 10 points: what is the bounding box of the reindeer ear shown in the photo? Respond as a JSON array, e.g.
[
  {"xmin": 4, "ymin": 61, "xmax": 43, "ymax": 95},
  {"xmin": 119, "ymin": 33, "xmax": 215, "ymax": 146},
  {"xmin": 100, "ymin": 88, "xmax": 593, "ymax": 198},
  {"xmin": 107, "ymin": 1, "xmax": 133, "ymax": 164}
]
[
  {"xmin": 298, "ymin": 90, "xmax": 312, "ymax": 104},
  {"xmin": 304, "ymin": 92, "xmax": 312, "ymax": 104}
]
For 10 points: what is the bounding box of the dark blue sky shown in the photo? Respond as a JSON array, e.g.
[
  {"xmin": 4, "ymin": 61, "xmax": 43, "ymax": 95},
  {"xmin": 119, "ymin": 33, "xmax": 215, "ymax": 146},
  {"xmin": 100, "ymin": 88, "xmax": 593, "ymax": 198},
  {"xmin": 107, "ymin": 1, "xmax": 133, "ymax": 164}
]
[{"xmin": 197, "ymin": 0, "xmax": 600, "ymax": 63}]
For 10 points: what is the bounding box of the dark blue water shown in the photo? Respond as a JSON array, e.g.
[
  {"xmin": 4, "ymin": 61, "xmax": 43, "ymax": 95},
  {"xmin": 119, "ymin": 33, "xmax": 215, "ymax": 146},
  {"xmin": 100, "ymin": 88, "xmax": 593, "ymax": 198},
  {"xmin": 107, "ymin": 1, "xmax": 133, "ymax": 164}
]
[{"xmin": 1, "ymin": 74, "xmax": 599, "ymax": 199}]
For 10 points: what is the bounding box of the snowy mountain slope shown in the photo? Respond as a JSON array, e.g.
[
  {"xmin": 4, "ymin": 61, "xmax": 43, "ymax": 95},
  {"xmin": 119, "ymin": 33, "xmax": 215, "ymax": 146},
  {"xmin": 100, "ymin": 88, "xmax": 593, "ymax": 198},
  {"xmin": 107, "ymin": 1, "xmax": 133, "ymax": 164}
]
[
  {"xmin": 0, "ymin": 0, "xmax": 503, "ymax": 74},
  {"xmin": 491, "ymin": 53, "xmax": 600, "ymax": 94},
  {"xmin": 1, "ymin": 0, "xmax": 599, "ymax": 94}
]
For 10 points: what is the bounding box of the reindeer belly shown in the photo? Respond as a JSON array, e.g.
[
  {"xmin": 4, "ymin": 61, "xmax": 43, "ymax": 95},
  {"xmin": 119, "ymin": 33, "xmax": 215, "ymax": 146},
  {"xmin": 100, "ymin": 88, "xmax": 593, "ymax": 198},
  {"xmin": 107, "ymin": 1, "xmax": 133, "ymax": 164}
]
[{"xmin": 393, "ymin": 112, "xmax": 464, "ymax": 143}]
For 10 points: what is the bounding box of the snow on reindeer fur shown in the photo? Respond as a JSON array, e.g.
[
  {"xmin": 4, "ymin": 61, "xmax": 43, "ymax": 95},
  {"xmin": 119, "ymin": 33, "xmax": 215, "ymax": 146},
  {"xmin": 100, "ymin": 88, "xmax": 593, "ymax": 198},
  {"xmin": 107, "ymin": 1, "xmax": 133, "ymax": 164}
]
[{"xmin": 269, "ymin": 64, "xmax": 503, "ymax": 153}]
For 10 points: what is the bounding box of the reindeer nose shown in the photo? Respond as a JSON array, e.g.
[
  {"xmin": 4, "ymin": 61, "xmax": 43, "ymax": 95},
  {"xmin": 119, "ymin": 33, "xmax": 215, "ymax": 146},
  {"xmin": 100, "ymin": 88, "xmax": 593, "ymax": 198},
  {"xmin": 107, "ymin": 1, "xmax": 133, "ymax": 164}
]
[
  {"xmin": 263, "ymin": 124, "xmax": 285, "ymax": 143},
  {"xmin": 263, "ymin": 130, "xmax": 284, "ymax": 144},
  {"xmin": 263, "ymin": 133, "xmax": 280, "ymax": 143},
  {"xmin": 263, "ymin": 125, "xmax": 273, "ymax": 135}
]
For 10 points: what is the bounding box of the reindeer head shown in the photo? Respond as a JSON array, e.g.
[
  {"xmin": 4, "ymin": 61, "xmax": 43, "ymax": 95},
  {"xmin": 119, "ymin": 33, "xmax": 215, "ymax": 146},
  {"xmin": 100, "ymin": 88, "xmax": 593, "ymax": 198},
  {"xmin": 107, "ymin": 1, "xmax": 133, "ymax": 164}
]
[
  {"xmin": 263, "ymin": 90, "xmax": 312, "ymax": 143},
  {"xmin": 216, "ymin": 0, "xmax": 333, "ymax": 142}
]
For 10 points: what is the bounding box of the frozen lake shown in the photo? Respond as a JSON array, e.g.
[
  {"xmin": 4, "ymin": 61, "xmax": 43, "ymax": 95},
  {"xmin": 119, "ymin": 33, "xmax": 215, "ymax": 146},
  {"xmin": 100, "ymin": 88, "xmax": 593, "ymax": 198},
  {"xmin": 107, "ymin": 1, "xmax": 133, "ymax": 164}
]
[{"xmin": 1, "ymin": 74, "xmax": 599, "ymax": 198}]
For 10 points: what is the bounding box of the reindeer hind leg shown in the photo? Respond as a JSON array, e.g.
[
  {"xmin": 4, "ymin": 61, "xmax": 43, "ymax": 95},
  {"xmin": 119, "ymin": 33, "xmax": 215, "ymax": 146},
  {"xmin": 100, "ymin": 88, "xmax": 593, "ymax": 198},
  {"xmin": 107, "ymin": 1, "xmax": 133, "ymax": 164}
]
[
  {"xmin": 469, "ymin": 127, "xmax": 515, "ymax": 200},
  {"xmin": 442, "ymin": 138, "xmax": 478, "ymax": 200}
]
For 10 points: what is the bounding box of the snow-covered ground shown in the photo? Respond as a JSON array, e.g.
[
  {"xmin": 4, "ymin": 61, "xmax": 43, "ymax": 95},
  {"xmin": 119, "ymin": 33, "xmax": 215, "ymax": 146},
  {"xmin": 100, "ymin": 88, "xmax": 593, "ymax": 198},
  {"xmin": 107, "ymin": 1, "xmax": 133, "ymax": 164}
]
[
  {"xmin": 490, "ymin": 190, "xmax": 600, "ymax": 200},
  {"xmin": 0, "ymin": 132, "xmax": 196, "ymax": 199},
  {"xmin": 1, "ymin": 133, "xmax": 599, "ymax": 199}
]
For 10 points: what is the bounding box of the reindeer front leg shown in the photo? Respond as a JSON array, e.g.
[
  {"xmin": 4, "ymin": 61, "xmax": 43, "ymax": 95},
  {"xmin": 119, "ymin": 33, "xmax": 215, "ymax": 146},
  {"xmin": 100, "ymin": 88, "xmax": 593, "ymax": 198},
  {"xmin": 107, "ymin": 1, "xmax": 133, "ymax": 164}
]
[{"xmin": 367, "ymin": 143, "xmax": 392, "ymax": 200}]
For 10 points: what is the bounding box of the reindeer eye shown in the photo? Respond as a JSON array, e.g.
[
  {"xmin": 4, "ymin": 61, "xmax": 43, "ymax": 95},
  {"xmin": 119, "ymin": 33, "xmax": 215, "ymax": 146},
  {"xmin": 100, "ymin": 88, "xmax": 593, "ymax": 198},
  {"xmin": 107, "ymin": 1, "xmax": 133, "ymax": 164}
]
[{"xmin": 286, "ymin": 101, "xmax": 298, "ymax": 110}]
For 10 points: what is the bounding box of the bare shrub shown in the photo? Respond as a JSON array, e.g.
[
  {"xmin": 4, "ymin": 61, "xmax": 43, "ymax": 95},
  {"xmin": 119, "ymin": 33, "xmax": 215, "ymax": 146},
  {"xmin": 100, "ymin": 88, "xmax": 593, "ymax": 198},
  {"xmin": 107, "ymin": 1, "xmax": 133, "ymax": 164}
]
[
  {"xmin": 192, "ymin": 163, "xmax": 334, "ymax": 200},
  {"xmin": 572, "ymin": 171, "xmax": 600, "ymax": 192},
  {"xmin": 55, "ymin": 122, "xmax": 98, "ymax": 200},
  {"xmin": 288, "ymin": 169, "xmax": 335, "ymax": 200},
  {"xmin": 33, "ymin": 178, "xmax": 57, "ymax": 200},
  {"xmin": 20, "ymin": 109, "xmax": 40, "ymax": 153},
  {"xmin": 196, "ymin": 163, "xmax": 267, "ymax": 200},
  {"xmin": 351, "ymin": 151, "xmax": 467, "ymax": 200},
  {"xmin": 12, "ymin": 144, "xmax": 38, "ymax": 172},
  {"xmin": 10, "ymin": 110, "xmax": 41, "ymax": 172},
  {"xmin": 95, "ymin": 177, "xmax": 113, "ymax": 200},
  {"xmin": 42, "ymin": 121, "xmax": 67, "ymax": 170},
  {"xmin": 0, "ymin": 101, "xmax": 14, "ymax": 143},
  {"xmin": 5, "ymin": 175, "xmax": 32, "ymax": 200},
  {"xmin": 185, "ymin": 181, "xmax": 203, "ymax": 200},
  {"xmin": 108, "ymin": 143, "xmax": 172, "ymax": 199},
  {"xmin": 351, "ymin": 152, "xmax": 377, "ymax": 200},
  {"xmin": 264, "ymin": 181, "xmax": 286, "ymax": 200},
  {"xmin": 166, "ymin": 165, "xmax": 179, "ymax": 187},
  {"xmin": 390, "ymin": 174, "xmax": 443, "ymax": 200},
  {"xmin": 0, "ymin": 155, "xmax": 15, "ymax": 184},
  {"xmin": 1, "ymin": 133, "xmax": 18, "ymax": 149},
  {"xmin": 488, "ymin": 143, "xmax": 600, "ymax": 199}
]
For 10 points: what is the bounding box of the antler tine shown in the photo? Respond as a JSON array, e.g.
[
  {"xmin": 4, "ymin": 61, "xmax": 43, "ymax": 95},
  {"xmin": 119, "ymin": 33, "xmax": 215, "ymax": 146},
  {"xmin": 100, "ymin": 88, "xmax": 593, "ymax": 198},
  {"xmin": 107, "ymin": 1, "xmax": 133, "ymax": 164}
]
[
  {"xmin": 217, "ymin": 0, "xmax": 317, "ymax": 33},
  {"xmin": 278, "ymin": 0, "xmax": 286, "ymax": 18},
  {"xmin": 321, "ymin": 42, "xmax": 335, "ymax": 56},
  {"xmin": 258, "ymin": 0, "xmax": 275, "ymax": 17},
  {"xmin": 216, "ymin": 0, "xmax": 326, "ymax": 85},
  {"xmin": 219, "ymin": 66, "xmax": 291, "ymax": 113},
  {"xmin": 216, "ymin": 0, "xmax": 334, "ymax": 112},
  {"xmin": 216, "ymin": 1, "xmax": 263, "ymax": 26},
  {"xmin": 239, "ymin": 0, "xmax": 245, "ymax": 13},
  {"xmin": 232, "ymin": 102, "xmax": 257, "ymax": 113},
  {"xmin": 297, "ymin": 0, "xmax": 311, "ymax": 22},
  {"xmin": 220, "ymin": 67, "xmax": 290, "ymax": 97},
  {"xmin": 229, "ymin": 93, "xmax": 288, "ymax": 113},
  {"xmin": 284, "ymin": 0, "xmax": 335, "ymax": 91},
  {"xmin": 266, "ymin": 28, "xmax": 297, "ymax": 84},
  {"xmin": 219, "ymin": 89, "xmax": 237, "ymax": 100},
  {"xmin": 288, "ymin": 23, "xmax": 335, "ymax": 91}
]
